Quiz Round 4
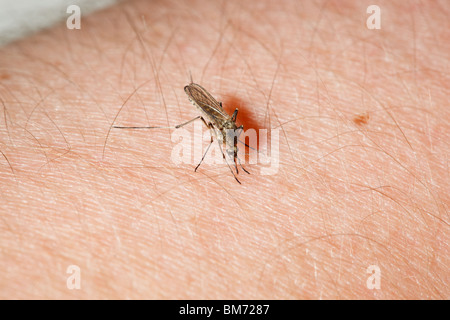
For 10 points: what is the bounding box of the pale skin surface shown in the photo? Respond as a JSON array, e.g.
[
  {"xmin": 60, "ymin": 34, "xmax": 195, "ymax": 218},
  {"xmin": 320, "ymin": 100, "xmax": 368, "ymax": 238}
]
[{"xmin": 0, "ymin": 0, "xmax": 448, "ymax": 299}]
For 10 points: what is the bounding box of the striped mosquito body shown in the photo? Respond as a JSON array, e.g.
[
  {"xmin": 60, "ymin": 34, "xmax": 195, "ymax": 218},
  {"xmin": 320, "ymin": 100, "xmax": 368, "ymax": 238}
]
[{"xmin": 114, "ymin": 83, "xmax": 249, "ymax": 184}]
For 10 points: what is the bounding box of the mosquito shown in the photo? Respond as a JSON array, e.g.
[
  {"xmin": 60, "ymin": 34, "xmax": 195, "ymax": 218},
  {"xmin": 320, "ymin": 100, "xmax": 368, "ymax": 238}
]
[{"xmin": 113, "ymin": 83, "xmax": 250, "ymax": 184}]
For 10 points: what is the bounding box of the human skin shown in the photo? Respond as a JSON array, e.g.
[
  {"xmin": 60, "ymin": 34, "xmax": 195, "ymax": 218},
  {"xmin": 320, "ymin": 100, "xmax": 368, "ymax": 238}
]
[{"xmin": 0, "ymin": 0, "xmax": 448, "ymax": 299}]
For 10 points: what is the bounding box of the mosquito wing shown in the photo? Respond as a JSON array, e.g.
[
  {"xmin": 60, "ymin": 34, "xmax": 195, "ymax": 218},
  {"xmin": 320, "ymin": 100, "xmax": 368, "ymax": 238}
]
[{"xmin": 184, "ymin": 83, "xmax": 230, "ymax": 125}]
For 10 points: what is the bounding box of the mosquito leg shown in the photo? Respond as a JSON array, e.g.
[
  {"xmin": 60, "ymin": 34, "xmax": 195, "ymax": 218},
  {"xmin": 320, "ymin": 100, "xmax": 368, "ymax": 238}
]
[
  {"xmin": 195, "ymin": 135, "xmax": 214, "ymax": 172},
  {"xmin": 234, "ymin": 144, "xmax": 250, "ymax": 175},
  {"xmin": 232, "ymin": 127, "xmax": 244, "ymax": 174},
  {"xmin": 199, "ymin": 117, "xmax": 210, "ymax": 129},
  {"xmin": 113, "ymin": 116, "xmax": 204, "ymax": 129},
  {"xmin": 175, "ymin": 116, "xmax": 203, "ymax": 128},
  {"xmin": 216, "ymin": 131, "xmax": 241, "ymax": 184},
  {"xmin": 236, "ymin": 125, "xmax": 257, "ymax": 158},
  {"xmin": 236, "ymin": 125, "xmax": 244, "ymax": 138},
  {"xmin": 238, "ymin": 156, "xmax": 250, "ymax": 174},
  {"xmin": 236, "ymin": 125, "xmax": 265, "ymax": 162},
  {"xmin": 194, "ymin": 122, "xmax": 217, "ymax": 172}
]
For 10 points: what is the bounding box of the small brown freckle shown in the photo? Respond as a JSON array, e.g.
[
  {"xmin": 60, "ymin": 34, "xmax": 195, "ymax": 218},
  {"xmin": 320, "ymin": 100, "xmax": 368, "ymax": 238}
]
[
  {"xmin": 0, "ymin": 73, "xmax": 11, "ymax": 80},
  {"xmin": 353, "ymin": 113, "xmax": 370, "ymax": 126}
]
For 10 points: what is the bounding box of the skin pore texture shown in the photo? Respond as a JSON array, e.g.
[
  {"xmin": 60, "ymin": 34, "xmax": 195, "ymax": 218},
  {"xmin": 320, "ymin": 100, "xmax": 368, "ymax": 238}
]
[{"xmin": 0, "ymin": 0, "xmax": 448, "ymax": 299}]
